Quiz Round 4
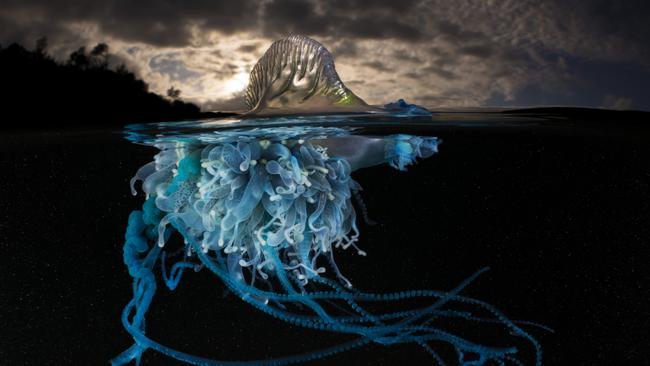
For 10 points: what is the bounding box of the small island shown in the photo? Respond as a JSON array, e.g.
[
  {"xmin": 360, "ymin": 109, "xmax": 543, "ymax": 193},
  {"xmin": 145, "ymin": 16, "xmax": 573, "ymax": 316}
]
[{"xmin": 0, "ymin": 39, "xmax": 234, "ymax": 130}]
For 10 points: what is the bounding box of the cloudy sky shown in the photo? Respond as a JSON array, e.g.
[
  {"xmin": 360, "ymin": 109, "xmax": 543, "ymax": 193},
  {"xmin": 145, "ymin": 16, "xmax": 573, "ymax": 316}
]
[{"xmin": 1, "ymin": 0, "xmax": 649, "ymax": 111}]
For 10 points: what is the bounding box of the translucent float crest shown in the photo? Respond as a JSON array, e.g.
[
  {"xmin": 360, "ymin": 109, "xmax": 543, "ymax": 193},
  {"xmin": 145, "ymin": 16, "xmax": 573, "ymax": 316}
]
[{"xmin": 245, "ymin": 35, "xmax": 372, "ymax": 115}]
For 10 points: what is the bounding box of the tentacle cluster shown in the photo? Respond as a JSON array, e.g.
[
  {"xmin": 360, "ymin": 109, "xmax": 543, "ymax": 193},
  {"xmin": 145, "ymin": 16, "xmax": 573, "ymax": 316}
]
[
  {"xmin": 114, "ymin": 130, "xmax": 546, "ymax": 366},
  {"xmin": 385, "ymin": 134, "xmax": 440, "ymax": 171},
  {"xmin": 132, "ymin": 136, "xmax": 368, "ymax": 290}
]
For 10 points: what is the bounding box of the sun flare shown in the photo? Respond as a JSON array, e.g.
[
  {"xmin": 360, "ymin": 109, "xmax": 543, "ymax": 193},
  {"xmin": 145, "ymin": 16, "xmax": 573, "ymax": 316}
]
[{"xmin": 222, "ymin": 70, "xmax": 249, "ymax": 96}]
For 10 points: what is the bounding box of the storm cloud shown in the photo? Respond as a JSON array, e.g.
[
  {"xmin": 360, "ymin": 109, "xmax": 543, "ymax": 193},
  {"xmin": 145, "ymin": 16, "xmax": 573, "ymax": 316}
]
[{"xmin": 1, "ymin": 0, "xmax": 649, "ymax": 110}]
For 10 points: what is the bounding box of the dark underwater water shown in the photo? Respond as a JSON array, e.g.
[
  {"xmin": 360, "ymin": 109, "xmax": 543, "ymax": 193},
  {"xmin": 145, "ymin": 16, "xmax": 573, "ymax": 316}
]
[{"xmin": 1, "ymin": 111, "xmax": 649, "ymax": 365}]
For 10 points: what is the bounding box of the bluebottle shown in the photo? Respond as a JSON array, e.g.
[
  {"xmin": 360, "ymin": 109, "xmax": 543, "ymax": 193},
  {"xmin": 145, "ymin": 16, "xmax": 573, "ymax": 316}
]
[{"xmin": 112, "ymin": 126, "xmax": 547, "ymax": 366}]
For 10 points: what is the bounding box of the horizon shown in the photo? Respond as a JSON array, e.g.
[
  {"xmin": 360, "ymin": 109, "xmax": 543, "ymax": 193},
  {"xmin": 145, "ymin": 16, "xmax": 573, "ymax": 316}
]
[{"xmin": 1, "ymin": 1, "xmax": 649, "ymax": 112}]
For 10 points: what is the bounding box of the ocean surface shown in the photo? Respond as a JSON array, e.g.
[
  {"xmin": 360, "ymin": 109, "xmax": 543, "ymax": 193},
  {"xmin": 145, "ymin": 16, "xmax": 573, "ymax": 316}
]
[{"xmin": 1, "ymin": 110, "xmax": 648, "ymax": 365}]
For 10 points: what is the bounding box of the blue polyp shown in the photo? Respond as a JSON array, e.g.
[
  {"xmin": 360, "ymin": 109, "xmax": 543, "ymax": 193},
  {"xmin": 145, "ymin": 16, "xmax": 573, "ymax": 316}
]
[
  {"xmin": 385, "ymin": 135, "xmax": 440, "ymax": 171},
  {"xmin": 165, "ymin": 153, "xmax": 202, "ymax": 196},
  {"xmin": 114, "ymin": 132, "xmax": 545, "ymax": 366}
]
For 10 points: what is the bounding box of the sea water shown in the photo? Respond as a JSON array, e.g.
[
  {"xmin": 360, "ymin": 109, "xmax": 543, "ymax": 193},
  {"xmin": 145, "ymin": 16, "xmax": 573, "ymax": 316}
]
[{"xmin": 1, "ymin": 110, "xmax": 648, "ymax": 365}]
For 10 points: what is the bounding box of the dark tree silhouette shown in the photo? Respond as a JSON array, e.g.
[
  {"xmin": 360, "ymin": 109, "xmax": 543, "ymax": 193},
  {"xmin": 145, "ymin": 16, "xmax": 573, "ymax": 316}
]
[
  {"xmin": 90, "ymin": 43, "xmax": 109, "ymax": 69},
  {"xmin": 167, "ymin": 86, "xmax": 182, "ymax": 100},
  {"xmin": 68, "ymin": 46, "xmax": 90, "ymax": 69},
  {"xmin": 0, "ymin": 40, "xmax": 229, "ymax": 129},
  {"xmin": 35, "ymin": 37, "xmax": 48, "ymax": 56}
]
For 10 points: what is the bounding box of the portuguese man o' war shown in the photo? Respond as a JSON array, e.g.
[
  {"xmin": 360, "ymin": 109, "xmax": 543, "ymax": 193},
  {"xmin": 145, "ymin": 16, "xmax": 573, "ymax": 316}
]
[{"xmin": 113, "ymin": 36, "xmax": 547, "ymax": 365}]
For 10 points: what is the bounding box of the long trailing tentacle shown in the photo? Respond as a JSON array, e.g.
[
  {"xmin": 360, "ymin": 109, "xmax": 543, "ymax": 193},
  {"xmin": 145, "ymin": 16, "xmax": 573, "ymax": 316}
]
[
  {"xmin": 114, "ymin": 211, "xmax": 545, "ymax": 366},
  {"xmin": 114, "ymin": 210, "xmax": 375, "ymax": 366}
]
